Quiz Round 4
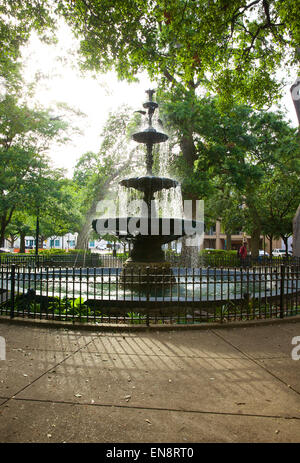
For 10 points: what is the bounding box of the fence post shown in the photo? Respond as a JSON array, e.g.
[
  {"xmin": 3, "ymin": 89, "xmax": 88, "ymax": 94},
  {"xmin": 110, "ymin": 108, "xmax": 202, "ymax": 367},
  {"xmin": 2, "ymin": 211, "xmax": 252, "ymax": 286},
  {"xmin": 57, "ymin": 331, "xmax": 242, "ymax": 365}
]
[
  {"xmin": 146, "ymin": 266, "xmax": 150, "ymax": 327},
  {"xmin": 10, "ymin": 264, "xmax": 15, "ymax": 319},
  {"xmin": 280, "ymin": 265, "xmax": 285, "ymax": 319}
]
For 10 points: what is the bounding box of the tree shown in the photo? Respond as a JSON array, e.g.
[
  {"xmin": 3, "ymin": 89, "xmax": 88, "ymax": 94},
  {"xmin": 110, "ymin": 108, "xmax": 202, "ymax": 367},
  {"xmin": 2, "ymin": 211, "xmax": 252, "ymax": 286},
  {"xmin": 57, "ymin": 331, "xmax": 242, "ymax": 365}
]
[
  {"xmin": 3, "ymin": 169, "xmax": 81, "ymax": 252},
  {"xmin": 5, "ymin": 211, "xmax": 35, "ymax": 252},
  {"xmin": 159, "ymin": 94, "xmax": 299, "ymax": 256},
  {"xmin": 0, "ymin": 88, "xmax": 74, "ymax": 246},
  {"xmin": 56, "ymin": 1, "xmax": 299, "ymax": 228},
  {"xmin": 260, "ymin": 171, "xmax": 300, "ymax": 255},
  {"xmin": 204, "ymin": 188, "xmax": 246, "ymax": 250},
  {"xmin": 0, "ymin": 0, "xmax": 57, "ymax": 93},
  {"xmin": 2, "ymin": 1, "xmax": 299, "ymax": 106},
  {"xmin": 24, "ymin": 172, "xmax": 82, "ymax": 246},
  {"xmin": 188, "ymin": 98, "xmax": 300, "ymax": 256},
  {"xmin": 73, "ymin": 107, "xmax": 143, "ymax": 249},
  {"xmin": 57, "ymin": 0, "xmax": 299, "ymax": 106}
]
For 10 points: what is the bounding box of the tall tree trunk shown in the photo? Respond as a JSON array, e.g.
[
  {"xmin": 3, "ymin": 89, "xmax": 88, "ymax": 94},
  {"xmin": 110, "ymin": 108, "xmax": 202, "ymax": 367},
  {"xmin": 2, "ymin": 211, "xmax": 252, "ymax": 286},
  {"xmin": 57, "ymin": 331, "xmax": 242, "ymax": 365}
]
[
  {"xmin": 282, "ymin": 235, "xmax": 289, "ymax": 257},
  {"xmin": 246, "ymin": 197, "xmax": 261, "ymax": 259},
  {"xmin": 180, "ymin": 132, "xmax": 197, "ymax": 168},
  {"xmin": 267, "ymin": 235, "xmax": 273, "ymax": 256},
  {"xmin": 7, "ymin": 234, "xmax": 16, "ymax": 248},
  {"xmin": 20, "ymin": 232, "xmax": 26, "ymax": 253},
  {"xmin": 40, "ymin": 236, "xmax": 45, "ymax": 250},
  {"xmin": 76, "ymin": 205, "xmax": 96, "ymax": 250},
  {"xmin": 0, "ymin": 207, "xmax": 15, "ymax": 247},
  {"xmin": 226, "ymin": 232, "xmax": 232, "ymax": 250},
  {"xmin": 250, "ymin": 227, "xmax": 261, "ymax": 258},
  {"xmin": 0, "ymin": 215, "xmax": 6, "ymax": 247}
]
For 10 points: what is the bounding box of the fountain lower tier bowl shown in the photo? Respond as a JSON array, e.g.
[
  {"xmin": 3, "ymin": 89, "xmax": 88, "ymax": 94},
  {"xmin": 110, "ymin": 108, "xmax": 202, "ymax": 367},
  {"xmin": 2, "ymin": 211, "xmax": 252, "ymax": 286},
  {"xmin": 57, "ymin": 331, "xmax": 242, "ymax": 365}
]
[
  {"xmin": 92, "ymin": 217, "xmax": 199, "ymax": 242},
  {"xmin": 119, "ymin": 176, "xmax": 178, "ymax": 194},
  {"xmin": 92, "ymin": 217, "xmax": 201, "ymax": 263}
]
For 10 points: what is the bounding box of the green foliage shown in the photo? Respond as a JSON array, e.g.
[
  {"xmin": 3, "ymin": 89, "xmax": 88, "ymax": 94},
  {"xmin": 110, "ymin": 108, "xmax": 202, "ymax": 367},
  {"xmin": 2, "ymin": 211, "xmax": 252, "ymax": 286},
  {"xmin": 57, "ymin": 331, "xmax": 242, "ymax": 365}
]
[
  {"xmin": 0, "ymin": 0, "xmax": 56, "ymax": 87},
  {"xmin": 27, "ymin": 248, "xmax": 67, "ymax": 255},
  {"xmin": 127, "ymin": 312, "xmax": 142, "ymax": 324},
  {"xmin": 0, "ymin": 66, "xmax": 84, "ymax": 245},
  {"xmin": 115, "ymin": 252, "xmax": 129, "ymax": 259},
  {"xmin": 13, "ymin": 295, "xmax": 99, "ymax": 319},
  {"xmin": 25, "ymin": 248, "xmax": 93, "ymax": 256},
  {"xmin": 58, "ymin": 0, "xmax": 299, "ymax": 108},
  {"xmin": 67, "ymin": 249, "xmax": 92, "ymax": 255},
  {"xmin": 159, "ymin": 92, "xmax": 299, "ymax": 256},
  {"xmin": 0, "ymin": 88, "xmax": 72, "ymax": 243},
  {"xmin": 199, "ymin": 249, "xmax": 238, "ymax": 256}
]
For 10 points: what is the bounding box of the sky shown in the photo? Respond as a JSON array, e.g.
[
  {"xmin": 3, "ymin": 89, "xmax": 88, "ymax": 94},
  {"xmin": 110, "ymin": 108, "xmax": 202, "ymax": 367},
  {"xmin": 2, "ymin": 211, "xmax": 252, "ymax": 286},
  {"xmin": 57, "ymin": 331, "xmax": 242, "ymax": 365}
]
[
  {"xmin": 21, "ymin": 21, "xmax": 299, "ymax": 178},
  {"xmin": 21, "ymin": 22, "xmax": 153, "ymax": 177}
]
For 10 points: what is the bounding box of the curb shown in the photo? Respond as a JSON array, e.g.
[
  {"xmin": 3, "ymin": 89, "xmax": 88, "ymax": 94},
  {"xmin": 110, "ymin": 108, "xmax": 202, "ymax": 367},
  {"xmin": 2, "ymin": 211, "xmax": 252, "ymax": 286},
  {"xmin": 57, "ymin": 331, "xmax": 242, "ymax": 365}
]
[{"xmin": 0, "ymin": 314, "xmax": 300, "ymax": 333}]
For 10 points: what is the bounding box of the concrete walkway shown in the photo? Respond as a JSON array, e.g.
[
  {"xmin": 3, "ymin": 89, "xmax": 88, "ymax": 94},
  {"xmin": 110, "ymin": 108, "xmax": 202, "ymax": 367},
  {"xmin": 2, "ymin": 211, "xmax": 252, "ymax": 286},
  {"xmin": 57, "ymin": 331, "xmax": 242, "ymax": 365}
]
[{"xmin": 0, "ymin": 319, "xmax": 300, "ymax": 443}]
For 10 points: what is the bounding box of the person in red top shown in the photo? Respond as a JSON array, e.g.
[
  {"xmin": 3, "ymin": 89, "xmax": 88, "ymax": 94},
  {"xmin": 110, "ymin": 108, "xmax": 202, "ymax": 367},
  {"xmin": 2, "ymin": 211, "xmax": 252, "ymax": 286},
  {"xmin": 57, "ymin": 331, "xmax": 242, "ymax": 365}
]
[{"xmin": 239, "ymin": 243, "xmax": 247, "ymax": 267}]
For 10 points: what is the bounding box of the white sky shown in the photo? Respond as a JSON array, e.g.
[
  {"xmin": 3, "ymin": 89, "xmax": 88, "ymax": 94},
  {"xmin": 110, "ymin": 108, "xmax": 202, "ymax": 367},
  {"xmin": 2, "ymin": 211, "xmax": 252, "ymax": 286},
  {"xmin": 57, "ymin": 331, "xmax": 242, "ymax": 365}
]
[
  {"xmin": 21, "ymin": 22, "xmax": 298, "ymax": 178},
  {"xmin": 21, "ymin": 22, "xmax": 153, "ymax": 177}
]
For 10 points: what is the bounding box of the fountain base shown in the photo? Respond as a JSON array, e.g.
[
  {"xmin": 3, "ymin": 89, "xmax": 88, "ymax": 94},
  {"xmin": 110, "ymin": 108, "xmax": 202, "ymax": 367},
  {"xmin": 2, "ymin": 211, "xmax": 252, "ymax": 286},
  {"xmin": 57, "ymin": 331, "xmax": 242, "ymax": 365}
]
[{"xmin": 119, "ymin": 260, "xmax": 176, "ymax": 291}]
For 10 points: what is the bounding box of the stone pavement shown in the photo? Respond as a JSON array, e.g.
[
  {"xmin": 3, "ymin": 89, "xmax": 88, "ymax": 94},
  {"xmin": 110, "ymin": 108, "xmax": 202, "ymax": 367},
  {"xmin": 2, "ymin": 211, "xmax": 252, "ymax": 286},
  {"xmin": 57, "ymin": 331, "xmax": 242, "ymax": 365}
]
[{"xmin": 0, "ymin": 319, "xmax": 300, "ymax": 443}]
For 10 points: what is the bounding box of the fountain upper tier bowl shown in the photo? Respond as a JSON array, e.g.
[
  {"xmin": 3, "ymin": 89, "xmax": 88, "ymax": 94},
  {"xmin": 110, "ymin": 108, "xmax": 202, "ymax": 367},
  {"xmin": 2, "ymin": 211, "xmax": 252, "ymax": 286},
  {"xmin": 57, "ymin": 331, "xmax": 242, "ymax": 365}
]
[
  {"xmin": 132, "ymin": 127, "xmax": 168, "ymax": 144},
  {"xmin": 119, "ymin": 175, "xmax": 178, "ymax": 194}
]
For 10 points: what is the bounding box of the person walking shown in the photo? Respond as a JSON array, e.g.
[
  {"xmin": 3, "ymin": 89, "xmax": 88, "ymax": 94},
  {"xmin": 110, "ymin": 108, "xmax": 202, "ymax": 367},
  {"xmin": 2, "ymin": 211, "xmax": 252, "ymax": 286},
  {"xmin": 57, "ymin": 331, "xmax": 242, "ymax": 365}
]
[{"xmin": 239, "ymin": 243, "xmax": 247, "ymax": 268}]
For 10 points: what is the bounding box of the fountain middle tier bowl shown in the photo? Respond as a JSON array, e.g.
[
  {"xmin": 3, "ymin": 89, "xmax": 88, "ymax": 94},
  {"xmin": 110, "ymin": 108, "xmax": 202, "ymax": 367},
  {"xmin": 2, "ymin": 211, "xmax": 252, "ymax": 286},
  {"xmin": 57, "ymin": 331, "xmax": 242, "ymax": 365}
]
[
  {"xmin": 132, "ymin": 127, "xmax": 168, "ymax": 144},
  {"xmin": 92, "ymin": 216, "xmax": 200, "ymax": 244},
  {"xmin": 119, "ymin": 175, "xmax": 178, "ymax": 194}
]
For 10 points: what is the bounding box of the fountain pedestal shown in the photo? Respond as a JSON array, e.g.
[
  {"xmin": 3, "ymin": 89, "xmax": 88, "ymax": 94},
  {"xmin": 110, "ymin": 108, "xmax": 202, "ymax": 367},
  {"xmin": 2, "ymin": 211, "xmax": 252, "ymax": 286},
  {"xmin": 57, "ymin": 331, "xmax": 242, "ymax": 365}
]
[{"xmin": 120, "ymin": 260, "xmax": 175, "ymax": 291}]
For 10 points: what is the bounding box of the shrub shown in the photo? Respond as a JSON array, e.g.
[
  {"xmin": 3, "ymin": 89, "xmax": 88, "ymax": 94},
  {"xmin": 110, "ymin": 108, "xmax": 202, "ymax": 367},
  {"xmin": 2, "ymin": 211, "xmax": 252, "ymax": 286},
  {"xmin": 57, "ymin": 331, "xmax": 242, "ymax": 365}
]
[
  {"xmin": 115, "ymin": 252, "xmax": 129, "ymax": 258},
  {"xmin": 68, "ymin": 249, "xmax": 92, "ymax": 255},
  {"xmin": 199, "ymin": 249, "xmax": 238, "ymax": 257},
  {"xmin": 28, "ymin": 248, "xmax": 67, "ymax": 255}
]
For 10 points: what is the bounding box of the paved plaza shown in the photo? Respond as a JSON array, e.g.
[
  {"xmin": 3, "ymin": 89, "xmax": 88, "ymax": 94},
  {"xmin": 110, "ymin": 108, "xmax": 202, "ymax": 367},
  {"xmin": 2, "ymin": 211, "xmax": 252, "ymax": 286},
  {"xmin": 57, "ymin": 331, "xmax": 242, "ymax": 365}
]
[{"xmin": 0, "ymin": 318, "xmax": 300, "ymax": 443}]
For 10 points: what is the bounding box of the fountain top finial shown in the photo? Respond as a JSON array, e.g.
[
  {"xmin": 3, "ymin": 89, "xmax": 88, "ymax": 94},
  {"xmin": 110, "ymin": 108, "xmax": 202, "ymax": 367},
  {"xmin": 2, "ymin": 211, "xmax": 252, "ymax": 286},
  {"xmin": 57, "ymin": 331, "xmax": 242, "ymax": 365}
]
[{"xmin": 145, "ymin": 89, "xmax": 155, "ymax": 102}]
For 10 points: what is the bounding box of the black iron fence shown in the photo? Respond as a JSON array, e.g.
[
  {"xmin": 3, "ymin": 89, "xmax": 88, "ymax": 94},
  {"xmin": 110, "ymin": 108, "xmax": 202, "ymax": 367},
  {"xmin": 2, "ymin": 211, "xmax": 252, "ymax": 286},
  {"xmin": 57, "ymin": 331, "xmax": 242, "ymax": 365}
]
[
  {"xmin": 0, "ymin": 253, "xmax": 102, "ymax": 267},
  {"xmin": 1, "ymin": 252, "xmax": 299, "ymax": 269},
  {"xmin": 167, "ymin": 253, "xmax": 300, "ymax": 268},
  {"xmin": 0, "ymin": 265, "xmax": 299, "ymax": 326}
]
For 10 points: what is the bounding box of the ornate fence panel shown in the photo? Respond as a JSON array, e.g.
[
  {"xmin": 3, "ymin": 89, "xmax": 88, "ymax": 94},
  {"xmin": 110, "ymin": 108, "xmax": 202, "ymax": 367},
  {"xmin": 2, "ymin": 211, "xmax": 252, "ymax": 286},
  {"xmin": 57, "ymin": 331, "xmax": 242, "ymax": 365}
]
[{"xmin": 0, "ymin": 264, "xmax": 299, "ymax": 326}]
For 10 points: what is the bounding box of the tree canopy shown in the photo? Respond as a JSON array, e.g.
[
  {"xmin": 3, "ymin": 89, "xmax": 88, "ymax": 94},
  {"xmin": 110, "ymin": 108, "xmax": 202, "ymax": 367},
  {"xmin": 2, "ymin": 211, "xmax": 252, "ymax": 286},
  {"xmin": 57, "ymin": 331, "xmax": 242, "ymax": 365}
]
[
  {"xmin": 165, "ymin": 95, "xmax": 300, "ymax": 255},
  {"xmin": 57, "ymin": 0, "xmax": 300, "ymax": 107},
  {"xmin": 0, "ymin": 0, "xmax": 56, "ymax": 88}
]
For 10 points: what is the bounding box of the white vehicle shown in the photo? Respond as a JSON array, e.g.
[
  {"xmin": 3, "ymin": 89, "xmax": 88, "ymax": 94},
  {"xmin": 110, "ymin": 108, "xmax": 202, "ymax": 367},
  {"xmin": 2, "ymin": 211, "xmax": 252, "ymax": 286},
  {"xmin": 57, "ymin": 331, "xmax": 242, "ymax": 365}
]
[
  {"xmin": 96, "ymin": 244, "xmax": 107, "ymax": 250},
  {"xmin": 272, "ymin": 249, "xmax": 291, "ymax": 257},
  {"xmin": 258, "ymin": 250, "xmax": 269, "ymax": 256}
]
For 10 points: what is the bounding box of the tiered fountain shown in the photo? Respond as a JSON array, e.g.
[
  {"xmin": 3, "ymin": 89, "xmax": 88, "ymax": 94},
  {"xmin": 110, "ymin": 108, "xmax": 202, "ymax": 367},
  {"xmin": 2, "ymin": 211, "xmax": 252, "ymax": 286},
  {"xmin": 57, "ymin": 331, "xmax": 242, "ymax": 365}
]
[{"xmin": 92, "ymin": 89, "xmax": 198, "ymax": 288}]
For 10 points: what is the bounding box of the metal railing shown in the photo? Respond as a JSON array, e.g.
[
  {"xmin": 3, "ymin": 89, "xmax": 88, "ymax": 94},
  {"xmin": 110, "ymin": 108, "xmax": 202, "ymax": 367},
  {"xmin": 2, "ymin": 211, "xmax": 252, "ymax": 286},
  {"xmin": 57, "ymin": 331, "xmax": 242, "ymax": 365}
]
[
  {"xmin": 0, "ymin": 253, "xmax": 102, "ymax": 267},
  {"xmin": 1, "ymin": 253, "xmax": 299, "ymax": 269},
  {"xmin": 0, "ymin": 265, "xmax": 299, "ymax": 326},
  {"xmin": 167, "ymin": 254, "xmax": 300, "ymax": 268}
]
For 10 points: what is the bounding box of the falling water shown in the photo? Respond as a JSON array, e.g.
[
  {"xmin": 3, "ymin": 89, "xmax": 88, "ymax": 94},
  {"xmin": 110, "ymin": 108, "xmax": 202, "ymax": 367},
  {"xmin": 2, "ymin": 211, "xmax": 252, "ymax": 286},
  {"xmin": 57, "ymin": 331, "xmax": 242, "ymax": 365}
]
[
  {"xmin": 159, "ymin": 140, "xmax": 172, "ymax": 178},
  {"xmin": 171, "ymin": 185, "xmax": 184, "ymax": 218},
  {"xmin": 117, "ymin": 185, "xmax": 130, "ymax": 216}
]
